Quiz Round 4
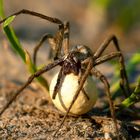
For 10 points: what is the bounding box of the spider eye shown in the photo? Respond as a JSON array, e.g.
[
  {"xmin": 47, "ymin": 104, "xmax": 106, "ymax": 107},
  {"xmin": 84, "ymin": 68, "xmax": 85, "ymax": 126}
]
[
  {"xmin": 71, "ymin": 45, "xmax": 92, "ymax": 62},
  {"xmin": 73, "ymin": 56, "xmax": 78, "ymax": 63},
  {"xmin": 77, "ymin": 45, "xmax": 88, "ymax": 54}
]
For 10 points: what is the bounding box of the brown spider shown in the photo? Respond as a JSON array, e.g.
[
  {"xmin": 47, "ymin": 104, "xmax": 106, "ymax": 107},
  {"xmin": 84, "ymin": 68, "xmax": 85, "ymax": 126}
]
[{"xmin": 0, "ymin": 9, "xmax": 130, "ymax": 139}]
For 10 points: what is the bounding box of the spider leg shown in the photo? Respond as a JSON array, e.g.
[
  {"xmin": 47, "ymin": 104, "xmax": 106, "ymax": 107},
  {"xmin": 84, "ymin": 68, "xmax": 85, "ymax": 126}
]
[
  {"xmin": 94, "ymin": 52, "xmax": 129, "ymax": 96},
  {"xmin": 63, "ymin": 22, "xmax": 70, "ymax": 55},
  {"xmin": 33, "ymin": 34, "xmax": 53, "ymax": 65},
  {"xmin": 94, "ymin": 35, "xmax": 130, "ymax": 97},
  {"xmin": 91, "ymin": 67, "xmax": 120, "ymax": 140},
  {"xmin": 50, "ymin": 24, "xmax": 64, "ymax": 60},
  {"xmin": 81, "ymin": 89, "xmax": 90, "ymax": 100},
  {"xmin": 94, "ymin": 52, "xmax": 121, "ymax": 66},
  {"xmin": 0, "ymin": 9, "xmax": 63, "ymax": 25},
  {"xmin": 0, "ymin": 9, "xmax": 66, "ymax": 62},
  {"xmin": 94, "ymin": 35, "xmax": 121, "ymax": 57},
  {"xmin": 51, "ymin": 22, "xmax": 70, "ymax": 60},
  {"xmin": 52, "ymin": 67, "xmax": 66, "ymax": 99},
  {"xmin": 53, "ymin": 57, "xmax": 93, "ymax": 136},
  {"xmin": 82, "ymin": 52, "xmax": 121, "ymax": 66},
  {"xmin": 78, "ymin": 71, "xmax": 90, "ymax": 100},
  {"xmin": 0, "ymin": 58, "xmax": 64, "ymax": 116},
  {"xmin": 33, "ymin": 24, "xmax": 64, "ymax": 65}
]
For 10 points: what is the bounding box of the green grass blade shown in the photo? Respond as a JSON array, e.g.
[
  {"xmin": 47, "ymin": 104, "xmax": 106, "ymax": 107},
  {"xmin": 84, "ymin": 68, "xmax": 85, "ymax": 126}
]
[
  {"xmin": 121, "ymin": 77, "xmax": 140, "ymax": 108},
  {"xmin": 3, "ymin": 26, "xmax": 26, "ymax": 62},
  {"xmin": 2, "ymin": 25, "xmax": 49, "ymax": 91},
  {"xmin": 3, "ymin": 15, "xmax": 16, "ymax": 27},
  {"xmin": 111, "ymin": 52, "xmax": 140, "ymax": 99},
  {"xmin": 25, "ymin": 49, "xmax": 49, "ymax": 90},
  {"xmin": 0, "ymin": 0, "xmax": 49, "ymax": 91},
  {"xmin": 127, "ymin": 53, "xmax": 140, "ymax": 74},
  {"xmin": 0, "ymin": 0, "xmax": 25, "ymax": 62}
]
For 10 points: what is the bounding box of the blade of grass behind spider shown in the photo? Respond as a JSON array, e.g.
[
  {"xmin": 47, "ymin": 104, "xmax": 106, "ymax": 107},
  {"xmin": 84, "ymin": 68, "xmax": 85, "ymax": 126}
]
[
  {"xmin": 24, "ymin": 49, "xmax": 49, "ymax": 90},
  {"xmin": 121, "ymin": 77, "xmax": 140, "ymax": 108},
  {"xmin": 0, "ymin": 0, "xmax": 49, "ymax": 91},
  {"xmin": 0, "ymin": 0, "xmax": 25, "ymax": 61},
  {"xmin": 111, "ymin": 52, "xmax": 140, "ymax": 99},
  {"xmin": 3, "ymin": 27, "xmax": 26, "ymax": 61}
]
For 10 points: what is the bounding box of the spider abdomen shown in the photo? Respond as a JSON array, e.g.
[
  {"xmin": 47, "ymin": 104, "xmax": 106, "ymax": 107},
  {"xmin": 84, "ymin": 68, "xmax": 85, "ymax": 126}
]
[{"xmin": 49, "ymin": 72, "xmax": 98, "ymax": 116}]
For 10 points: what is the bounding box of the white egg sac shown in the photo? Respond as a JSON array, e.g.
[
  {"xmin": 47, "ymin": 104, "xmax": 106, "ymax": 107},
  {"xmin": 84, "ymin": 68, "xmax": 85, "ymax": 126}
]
[{"xmin": 49, "ymin": 72, "xmax": 98, "ymax": 116}]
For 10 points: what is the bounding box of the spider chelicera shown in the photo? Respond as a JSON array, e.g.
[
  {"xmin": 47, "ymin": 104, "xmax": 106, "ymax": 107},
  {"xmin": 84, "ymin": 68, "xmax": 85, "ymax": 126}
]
[{"xmin": 0, "ymin": 9, "xmax": 130, "ymax": 139}]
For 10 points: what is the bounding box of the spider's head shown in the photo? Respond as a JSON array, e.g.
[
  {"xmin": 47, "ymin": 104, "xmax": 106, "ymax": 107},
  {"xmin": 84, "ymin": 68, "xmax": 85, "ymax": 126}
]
[
  {"xmin": 71, "ymin": 45, "xmax": 93, "ymax": 62},
  {"xmin": 63, "ymin": 45, "xmax": 93, "ymax": 76}
]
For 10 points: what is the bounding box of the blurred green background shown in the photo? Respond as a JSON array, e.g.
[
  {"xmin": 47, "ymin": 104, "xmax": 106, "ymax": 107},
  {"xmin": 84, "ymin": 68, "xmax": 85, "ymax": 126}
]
[{"xmin": 0, "ymin": 0, "xmax": 140, "ymax": 53}]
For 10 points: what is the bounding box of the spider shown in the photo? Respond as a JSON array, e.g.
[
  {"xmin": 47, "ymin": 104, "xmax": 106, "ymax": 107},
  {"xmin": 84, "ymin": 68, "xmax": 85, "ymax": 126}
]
[{"xmin": 0, "ymin": 9, "xmax": 130, "ymax": 139}]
